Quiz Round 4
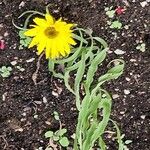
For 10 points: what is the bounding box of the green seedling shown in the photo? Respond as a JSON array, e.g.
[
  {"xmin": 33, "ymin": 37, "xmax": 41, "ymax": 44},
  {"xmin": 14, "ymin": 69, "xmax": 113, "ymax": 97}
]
[
  {"xmin": 19, "ymin": 30, "xmax": 32, "ymax": 49},
  {"xmin": 45, "ymin": 111, "xmax": 70, "ymax": 149},
  {"xmin": 136, "ymin": 43, "xmax": 146, "ymax": 52},
  {"xmin": 121, "ymin": 134, "xmax": 132, "ymax": 150},
  {"xmin": 53, "ymin": 111, "xmax": 60, "ymax": 121},
  {"xmin": 45, "ymin": 129, "xmax": 69, "ymax": 147},
  {"xmin": 110, "ymin": 20, "xmax": 122, "ymax": 29},
  {"xmin": 105, "ymin": 6, "xmax": 115, "ymax": 18},
  {"xmin": 0, "ymin": 66, "xmax": 12, "ymax": 78}
]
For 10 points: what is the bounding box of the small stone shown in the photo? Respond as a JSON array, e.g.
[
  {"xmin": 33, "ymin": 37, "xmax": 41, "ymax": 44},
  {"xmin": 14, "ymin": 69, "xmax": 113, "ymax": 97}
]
[
  {"xmin": 34, "ymin": 101, "xmax": 42, "ymax": 105},
  {"xmin": 125, "ymin": 77, "xmax": 131, "ymax": 81},
  {"xmin": 43, "ymin": 97, "xmax": 48, "ymax": 103},
  {"xmin": 114, "ymin": 49, "xmax": 125, "ymax": 55},
  {"xmin": 11, "ymin": 60, "xmax": 17, "ymax": 66},
  {"xmin": 52, "ymin": 91, "xmax": 59, "ymax": 97},
  {"xmin": 120, "ymin": 111, "xmax": 125, "ymax": 114},
  {"xmin": 16, "ymin": 66, "xmax": 25, "ymax": 72},
  {"xmin": 20, "ymin": 118, "xmax": 26, "ymax": 122},
  {"xmin": 26, "ymin": 58, "xmax": 35, "ymax": 63},
  {"xmin": 124, "ymin": 25, "xmax": 129, "ymax": 29},
  {"xmin": 38, "ymin": 147, "xmax": 43, "ymax": 150},
  {"xmin": 112, "ymin": 94, "xmax": 119, "ymax": 99},
  {"xmin": 115, "ymin": 88, "xmax": 119, "ymax": 91},
  {"xmin": 19, "ymin": 1, "xmax": 25, "ymax": 8},
  {"xmin": 45, "ymin": 121, "xmax": 51, "ymax": 125},
  {"xmin": 15, "ymin": 128, "xmax": 23, "ymax": 132},
  {"xmin": 124, "ymin": 89, "xmax": 130, "ymax": 95},
  {"xmin": 130, "ymin": 59, "xmax": 136, "ymax": 62},
  {"xmin": 2, "ymin": 92, "xmax": 7, "ymax": 101},
  {"xmin": 140, "ymin": 115, "xmax": 146, "ymax": 119},
  {"xmin": 34, "ymin": 115, "xmax": 38, "ymax": 119},
  {"xmin": 22, "ymin": 112, "xmax": 26, "ymax": 116},
  {"xmin": 140, "ymin": 1, "xmax": 148, "ymax": 7},
  {"xmin": 4, "ymin": 32, "xmax": 9, "ymax": 37}
]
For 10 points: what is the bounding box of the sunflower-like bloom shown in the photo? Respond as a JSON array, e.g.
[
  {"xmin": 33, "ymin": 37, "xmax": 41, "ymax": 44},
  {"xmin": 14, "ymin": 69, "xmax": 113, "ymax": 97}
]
[{"xmin": 24, "ymin": 13, "xmax": 76, "ymax": 59}]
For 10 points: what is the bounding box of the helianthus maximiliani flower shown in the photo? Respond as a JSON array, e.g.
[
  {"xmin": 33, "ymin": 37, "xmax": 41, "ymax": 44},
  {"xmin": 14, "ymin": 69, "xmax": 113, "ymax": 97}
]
[{"xmin": 24, "ymin": 13, "xmax": 76, "ymax": 59}]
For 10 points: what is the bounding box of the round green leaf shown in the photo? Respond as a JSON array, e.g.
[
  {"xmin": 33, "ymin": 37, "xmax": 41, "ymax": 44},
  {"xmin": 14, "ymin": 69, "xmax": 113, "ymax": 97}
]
[
  {"xmin": 45, "ymin": 131, "xmax": 54, "ymax": 138},
  {"xmin": 55, "ymin": 129, "xmax": 67, "ymax": 137},
  {"xmin": 59, "ymin": 137, "xmax": 69, "ymax": 147}
]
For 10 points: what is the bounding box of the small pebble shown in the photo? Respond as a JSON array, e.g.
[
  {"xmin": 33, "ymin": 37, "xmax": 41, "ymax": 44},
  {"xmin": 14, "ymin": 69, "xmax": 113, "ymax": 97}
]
[
  {"xmin": 140, "ymin": 1, "xmax": 148, "ymax": 7},
  {"xmin": 125, "ymin": 77, "xmax": 131, "ymax": 81},
  {"xmin": 19, "ymin": 1, "xmax": 25, "ymax": 8},
  {"xmin": 34, "ymin": 115, "xmax": 38, "ymax": 119},
  {"xmin": 130, "ymin": 59, "xmax": 136, "ymax": 62},
  {"xmin": 11, "ymin": 60, "xmax": 17, "ymax": 66},
  {"xmin": 34, "ymin": 101, "xmax": 42, "ymax": 105},
  {"xmin": 120, "ymin": 111, "xmax": 125, "ymax": 114},
  {"xmin": 45, "ymin": 121, "xmax": 51, "ymax": 125},
  {"xmin": 112, "ymin": 94, "xmax": 119, "ymax": 99},
  {"xmin": 124, "ymin": 89, "xmax": 130, "ymax": 95},
  {"xmin": 140, "ymin": 115, "xmax": 146, "ymax": 119},
  {"xmin": 26, "ymin": 58, "xmax": 35, "ymax": 63},
  {"xmin": 22, "ymin": 112, "xmax": 26, "ymax": 116},
  {"xmin": 15, "ymin": 128, "xmax": 23, "ymax": 132},
  {"xmin": 52, "ymin": 91, "xmax": 59, "ymax": 97},
  {"xmin": 4, "ymin": 32, "xmax": 9, "ymax": 37},
  {"xmin": 43, "ymin": 97, "xmax": 48, "ymax": 103},
  {"xmin": 114, "ymin": 49, "xmax": 125, "ymax": 55}
]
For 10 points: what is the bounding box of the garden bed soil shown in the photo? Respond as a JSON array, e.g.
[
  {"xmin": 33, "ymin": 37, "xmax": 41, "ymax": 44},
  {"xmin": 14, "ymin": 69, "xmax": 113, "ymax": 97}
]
[{"xmin": 0, "ymin": 0, "xmax": 150, "ymax": 150}]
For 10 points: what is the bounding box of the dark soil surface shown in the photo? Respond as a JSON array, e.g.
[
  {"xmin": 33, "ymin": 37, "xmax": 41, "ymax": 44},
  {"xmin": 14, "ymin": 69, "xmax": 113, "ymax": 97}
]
[{"xmin": 0, "ymin": 0, "xmax": 150, "ymax": 150}]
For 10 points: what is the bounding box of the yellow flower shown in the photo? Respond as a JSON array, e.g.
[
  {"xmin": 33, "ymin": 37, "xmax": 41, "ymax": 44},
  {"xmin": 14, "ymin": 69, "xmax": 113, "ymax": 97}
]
[{"xmin": 24, "ymin": 13, "xmax": 76, "ymax": 59}]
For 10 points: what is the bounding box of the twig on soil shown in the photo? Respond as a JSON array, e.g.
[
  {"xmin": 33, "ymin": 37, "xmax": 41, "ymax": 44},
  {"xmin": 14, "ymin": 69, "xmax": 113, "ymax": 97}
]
[
  {"xmin": 32, "ymin": 53, "xmax": 44, "ymax": 85},
  {"xmin": 0, "ymin": 135, "xmax": 8, "ymax": 149}
]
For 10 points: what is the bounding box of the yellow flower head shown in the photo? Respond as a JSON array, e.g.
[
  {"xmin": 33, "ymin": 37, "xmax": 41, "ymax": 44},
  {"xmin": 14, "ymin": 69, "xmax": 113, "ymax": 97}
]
[{"xmin": 24, "ymin": 13, "xmax": 76, "ymax": 59}]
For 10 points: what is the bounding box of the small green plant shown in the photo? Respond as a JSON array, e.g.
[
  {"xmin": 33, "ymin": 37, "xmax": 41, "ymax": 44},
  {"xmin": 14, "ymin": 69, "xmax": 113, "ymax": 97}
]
[
  {"xmin": 136, "ymin": 43, "xmax": 146, "ymax": 52},
  {"xmin": 105, "ymin": 6, "xmax": 123, "ymax": 29},
  {"xmin": 45, "ymin": 129, "xmax": 69, "ymax": 148},
  {"xmin": 53, "ymin": 111, "xmax": 60, "ymax": 121},
  {"xmin": 0, "ymin": 66, "xmax": 12, "ymax": 78},
  {"xmin": 109, "ymin": 20, "xmax": 122, "ymax": 29},
  {"xmin": 45, "ymin": 111, "xmax": 69, "ymax": 149},
  {"xmin": 19, "ymin": 30, "xmax": 32, "ymax": 49},
  {"xmin": 105, "ymin": 6, "xmax": 115, "ymax": 18}
]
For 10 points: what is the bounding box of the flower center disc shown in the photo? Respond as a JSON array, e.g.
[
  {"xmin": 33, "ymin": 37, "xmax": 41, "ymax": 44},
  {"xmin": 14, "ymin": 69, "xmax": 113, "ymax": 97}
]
[{"xmin": 44, "ymin": 27, "xmax": 59, "ymax": 38}]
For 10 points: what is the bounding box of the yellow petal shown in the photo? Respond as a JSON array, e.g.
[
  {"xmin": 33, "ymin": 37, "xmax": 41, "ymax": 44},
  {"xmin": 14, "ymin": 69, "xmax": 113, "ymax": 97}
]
[
  {"xmin": 33, "ymin": 18, "xmax": 48, "ymax": 27},
  {"xmin": 29, "ymin": 36, "xmax": 39, "ymax": 48},
  {"xmin": 68, "ymin": 38, "xmax": 76, "ymax": 45},
  {"xmin": 64, "ymin": 44, "xmax": 70, "ymax": 54},
  {"xmin": 57, "ymin": 40, "xmax": 65, "ymax": 56},
  {"xmin": 50, "ymin": 40, "xmax": 60, "ymax": 59},
  {"xmin": 24, "ymin": 28, "xmax": 38, "ymax": 37},
  {"xmin": 45, "ymin": 13, "xmax": 54, "ymax": 24},
  {"xmin": 66, "ymin": 24, "xmax": 74, "ymax": 29},
  {"xmin": 37, "ymin": 38, "xmax": 46, "ymax": 55},
  {"xmin": 45, "ymin": 40, "xmax": 52, "ymax": 59}
]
